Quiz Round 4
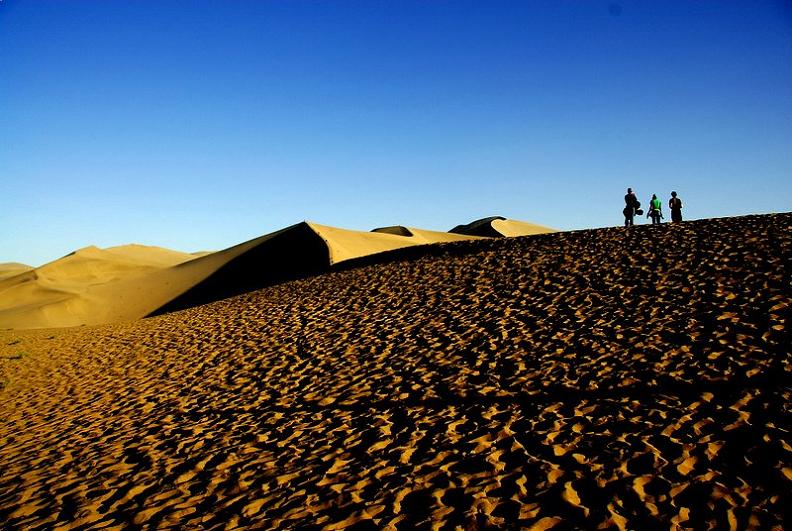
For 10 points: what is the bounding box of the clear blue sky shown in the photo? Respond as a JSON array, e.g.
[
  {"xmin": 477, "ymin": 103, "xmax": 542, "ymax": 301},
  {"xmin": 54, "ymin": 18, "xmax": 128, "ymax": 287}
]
[{"xmin": 2, "ymin": 1, "xmax": 791, "ymax": 266}]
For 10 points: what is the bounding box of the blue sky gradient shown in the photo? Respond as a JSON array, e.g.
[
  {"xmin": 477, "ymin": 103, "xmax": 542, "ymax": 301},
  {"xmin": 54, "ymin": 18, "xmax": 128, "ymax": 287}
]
[{"xmin": 2, "ymin": 1, "xmax": 791, "ymax": 266}]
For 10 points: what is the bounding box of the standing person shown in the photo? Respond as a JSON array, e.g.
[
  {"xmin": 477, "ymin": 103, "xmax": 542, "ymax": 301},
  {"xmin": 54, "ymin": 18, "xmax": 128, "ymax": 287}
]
[
  {"xmin": 647, "ymin": 194, "xmax": 663, "ymax": 224},
  {"xmin": 669, "ymin": 191, "xmax": 683, "ymax": 222},
  {"xmin": 623, "ymin": 187, "xmax": 639, "ymax": 226}
]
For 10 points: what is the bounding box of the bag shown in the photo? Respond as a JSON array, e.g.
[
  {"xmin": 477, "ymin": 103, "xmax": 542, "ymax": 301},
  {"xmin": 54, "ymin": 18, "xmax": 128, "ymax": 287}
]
[{"xmin": 636, "ymin": 209, "xmax": 644, "ymax": 216}]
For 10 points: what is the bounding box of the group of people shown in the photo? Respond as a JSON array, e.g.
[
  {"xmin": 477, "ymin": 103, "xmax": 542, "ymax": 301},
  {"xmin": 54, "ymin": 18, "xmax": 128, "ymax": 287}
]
[{"xmin": 623, "ymin": 188, "xmax": 683, "ymax": 227}]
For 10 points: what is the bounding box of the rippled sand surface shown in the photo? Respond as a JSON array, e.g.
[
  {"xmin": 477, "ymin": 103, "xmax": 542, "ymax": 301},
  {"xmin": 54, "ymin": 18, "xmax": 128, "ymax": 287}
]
[{"xmin": 1, "ymin": 214, "xmax": 790, "ymax": 529}]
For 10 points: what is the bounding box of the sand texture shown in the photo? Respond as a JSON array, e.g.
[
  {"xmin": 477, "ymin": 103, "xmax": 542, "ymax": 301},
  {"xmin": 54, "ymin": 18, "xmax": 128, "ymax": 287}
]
[{"xmin": 0, "ymin": 213, "xmax": 789, "ymax": 529}]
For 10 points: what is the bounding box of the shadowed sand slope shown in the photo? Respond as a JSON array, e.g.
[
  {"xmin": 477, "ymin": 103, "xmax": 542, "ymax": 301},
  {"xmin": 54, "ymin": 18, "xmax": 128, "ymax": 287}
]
[
  {"xmin": 1, "ymin": 213, "xmax": 790, "ymax": 529},
  {"xmin": 451, "ymin": 216, "xmax": 556, "ymax": 238}
]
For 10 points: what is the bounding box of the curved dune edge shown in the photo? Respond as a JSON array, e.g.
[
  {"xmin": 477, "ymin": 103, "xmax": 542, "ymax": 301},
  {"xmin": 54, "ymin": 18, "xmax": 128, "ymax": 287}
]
[
  {"xmin": 372, "ymin": 225, "xmax": 414, "ymax": 237},
  {"xmin": 0, "ymin": 213, "xmax": 788, "ymax": 529}
]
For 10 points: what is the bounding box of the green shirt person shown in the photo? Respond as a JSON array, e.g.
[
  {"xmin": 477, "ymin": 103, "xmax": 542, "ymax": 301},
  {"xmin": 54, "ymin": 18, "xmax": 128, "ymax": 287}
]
[{"xmin": 647, "ymin": 194, "xmax": 663, "ymax": 224}]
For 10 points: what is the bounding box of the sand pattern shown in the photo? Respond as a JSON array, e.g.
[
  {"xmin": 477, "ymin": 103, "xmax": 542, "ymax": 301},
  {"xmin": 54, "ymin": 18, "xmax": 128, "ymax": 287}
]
[{"xmin": 1, "ymin": 214, "xmax": 790, "ymax": 529}]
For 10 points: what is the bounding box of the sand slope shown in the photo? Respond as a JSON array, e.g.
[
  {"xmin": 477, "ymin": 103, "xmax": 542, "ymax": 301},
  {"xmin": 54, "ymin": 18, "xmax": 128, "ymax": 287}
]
[
  {"xmin": 0, "ymin": 245, "xmax": 198, "ymax": 330},
  {"xmin": 0, "ymin": 263, "xmax": 32, "ymax": 281},
  {"xmin": 0, "ymin": 222, "xmax": 484, "ymax": 329},
  {"xmin": 0, "ymin": 213, "xmax": 789, "ymax": 528},
  {"xmin": 491, "ymin": 218, "xmax": 557, "ymax": 237}
]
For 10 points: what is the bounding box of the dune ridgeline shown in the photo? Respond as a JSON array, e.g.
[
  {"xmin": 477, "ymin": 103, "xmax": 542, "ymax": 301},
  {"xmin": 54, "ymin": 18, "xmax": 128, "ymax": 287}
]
[
  {"xmin": 0, "ymin": 213, "xmax": 789, "ymax": 529},
  {"xmin": 0, "ymin": 217, "xmax": 554, "ymax": 330}
]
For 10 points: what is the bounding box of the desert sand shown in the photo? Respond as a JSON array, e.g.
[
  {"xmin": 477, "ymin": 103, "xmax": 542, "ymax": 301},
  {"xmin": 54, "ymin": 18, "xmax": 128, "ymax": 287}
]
[
  {"xmin": 0, "ymin": 219, "xmax": 535, "ymax": 330},
  {"xmin": 0, "ymin": 244, "xmax": 198, "ymax": 330},
  {"xmin": 0, "ymin": 263, "xmax": 33, "ymax": 282},
  {"xmin": 0, "ymin": 213, "xmax": 789, "ymax": 529}
]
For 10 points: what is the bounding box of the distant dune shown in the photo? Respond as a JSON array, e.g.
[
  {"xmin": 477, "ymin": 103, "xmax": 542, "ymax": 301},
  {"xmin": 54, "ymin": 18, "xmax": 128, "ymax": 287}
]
[
  {"xmin": 0, "ymin": 218, "xmax": 548, "ymax": 330},
  {"xmin": 0, "ymin": 245, "xmax": 198, "ymax": 330},
  {"xmin": 450, "ymin": 216, "xmax": 556, "ymax": 237},
  {"xmin": 0, "ymin": 213, "xmax": 788, "ymax": 528},
  {"xmin": 0, "ymin": 263, "xmax": 33, "ymax": 281}
]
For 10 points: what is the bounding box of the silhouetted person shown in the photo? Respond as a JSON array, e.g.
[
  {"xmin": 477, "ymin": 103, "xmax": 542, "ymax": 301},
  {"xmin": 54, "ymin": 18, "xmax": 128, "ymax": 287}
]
[
  {"xmin": 669, "ymin": 191, "xmax": 683, "ymax": 222},
  {"xmin": 623, "ymin": 187, "xmax": 639, "ymax": 226},
  {"xmin": 647, "ymin": 194, "xmax": 663, "ymax": 224}
]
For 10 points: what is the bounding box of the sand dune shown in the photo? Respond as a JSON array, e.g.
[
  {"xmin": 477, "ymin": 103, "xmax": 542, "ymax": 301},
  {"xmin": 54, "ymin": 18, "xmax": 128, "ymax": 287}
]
[
  {"xmin": 491, "ymin": 218, "xmax": 557, "ymax": 237},
  {"xmin": 149, "ymin": 221, "xmax": 481, "ymax": 318},
  {"xmin": 451, "ymin": 216, "xmax": 556, "ymax": 237},
  {"xmin": 0, "ymin": 221, "xmax": 489, "ymax": 329},
  {"xmin": 312, "ymin": 222, "xmax": 478, "ymax": 264},
  {"xmin": 0, "ymin": 245, "xmax": 198, "ymax": 330},
  {"xmin": 0, "ymin": 213, "xmax": 788, "ymax": 528},
  {"xmin": 0, "ymin": 263, "xmax": 32, "ymax": 281}
]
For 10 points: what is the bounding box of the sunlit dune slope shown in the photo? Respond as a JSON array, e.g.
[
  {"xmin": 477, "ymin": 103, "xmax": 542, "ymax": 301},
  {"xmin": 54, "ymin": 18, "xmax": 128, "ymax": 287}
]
[
  {"xmin": 1, "ymin": 213, "xmax": 789, "ymax": 529},
  {"xmin": 0, "ymin": 245, "xmax": 198, "ymax": 330},
  {"xmin": 491, "ymin": 218, "xmax": 557, "ymax": 237},
  {"xmin": 450, "ymin": 216, "xmax": 555, "ymax": 237}
]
